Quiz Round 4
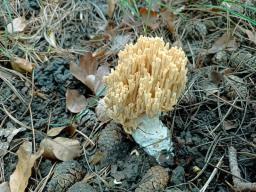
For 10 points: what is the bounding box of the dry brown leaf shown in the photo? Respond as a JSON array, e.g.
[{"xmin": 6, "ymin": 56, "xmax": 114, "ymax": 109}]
[
  {"xmin": 160, "ymin": 10, "xmax": 176, "ymax": 34},
  {"xmin": 66, "ymin": 89, "xmax": 87, "ymax": 113},
  {"xmin": 245, "ymin": 29, "xmax": 256, "ymax": 45},
  {"xmin": 9, "ymin": 141, "xmax": 43, "ymax": 192},
  {"xmin": 210, "ymin": 70, "xmax": 224, "ymax": 85},
  {"xmin": 70, "ymin": 52, "xmax": 109, "ymax": 95},
  {"xmin": 11, "ymin": 57, "xmax": 35, "ymax": 73},
  {"xmin": 80, "ymin": 52, "xmax": 98, "ymax": 75},
  {"xmin": 47, "ymin": 126, "xmax": 76, "ymax": 137},
  {"xmin": 208, "ymin": 32, "xmax": 239, "ymax": 54},
  {"xmin": 0, "ymin": 182, "xmax": 11, "ymax": 192},
  {"xmin": 7, "ymin": 17, "xmax": 27, "ymax": 33},
  {"xmin": 40, "ymin": 137, "xmax": 81, "ymax": 161},
  {"xmin": 107, "ymin": 0, "xmax": 116, "ymax": 18},
  {"xmin": 223, "ymin": 120, "xmax": 237, "ymax": 130}
]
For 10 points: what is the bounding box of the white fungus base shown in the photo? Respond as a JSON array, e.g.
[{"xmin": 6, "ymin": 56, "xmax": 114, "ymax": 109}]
[{"xmin": 132, "ymin": 115, "xmax": 173, "ymax": 163}]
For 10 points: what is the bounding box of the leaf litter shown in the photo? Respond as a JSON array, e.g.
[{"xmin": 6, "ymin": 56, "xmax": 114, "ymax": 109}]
[
  {"xmin": 9, "ymin": 141, "xmax": 43, "ymax": 192},
  {"xmin": 0, "ymin": 127, "xmax": 26, "ymax": 156},
  {"xmin": 10, "ymin": 57, "xmax": 35, "ymax": 73},
  {"xmin": 40, "ymin": 137, "xmax": 81, "ymax": 161},
  {"xmin": 207, "ymin": 32, "xmax": 239, "ymax": 54},
  {"xmin": 66, "ymin": 89, "xmax": 87, "ymax": 113},
  {"xmin": 70, "ymin": 52, "xmax": 109, "ymax": 95}
]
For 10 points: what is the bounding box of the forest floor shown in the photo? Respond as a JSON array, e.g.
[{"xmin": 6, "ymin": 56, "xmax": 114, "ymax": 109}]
[{"xmin": 0, "ymin": 0, "xmax": 256, "ymax": 192}]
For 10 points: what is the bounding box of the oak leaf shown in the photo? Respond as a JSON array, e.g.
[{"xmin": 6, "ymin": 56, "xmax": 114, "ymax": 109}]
[{"xmin": 40, "ymin": 137, "xmax": 81, "ymax": 161}]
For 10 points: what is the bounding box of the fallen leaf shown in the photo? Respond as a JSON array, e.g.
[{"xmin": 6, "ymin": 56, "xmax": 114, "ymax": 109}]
[
  {"xmin": 11, "ymin": 57, "xmax": 35, "ymax": 73},
  {"xmin": 200, "ymin": 80, "xmax": 219, "ymax": 96},
  {"xmin": 9, "ymin": 141, "xmax": 43, "ymax": 192},
  {"xmin": 223, "ymin": 120, "xmax": 237, "ymax": 130},
  {"xmin": 245, "ymin": 29, "xmax": 256, "ymax": 45},
  {"xmin": 107, "ymin": 0, "xmax": 116, "ymax": 18},
  {"xmin": 70, "ymin": 52, "xmax": 97, "ymax": 92},
  {"xmin": 47, "ymin": 126, "xmax": 76, "ymax": 137},
  {"xmin": 208, "ymin": 32, "xmax": 239, "ymax": 54},
  {"xmin": 66, "ymin": 89, "xmax": 87, "ymax": 113},
  {"xmin": 0, "ymin": 182, "xmax": 10, "ymax": 192},
  {"xmin": 40, "ymin": 137, "xmax": 81, "ymax": 161},
  {"xmin": 160, "ymin": 10, "xmax": 176, "ymax": 34},
  {"xmin": 80, "ymin": 52, "xmax": 98, "ymax": 75},
  {"xmin": 7, "ymin": 17, "xmax": 27, "ymax": 33},
  {"xmin": 210, "ymin": 70, "xmax": 224, "ymax": 85},
  {"xmin": 70, "ymin": 52, "xmax": 109, "ymax": 95},
  {"xmin": 0, "ymin": 127, "xmax": 26, "ymax": 156}
]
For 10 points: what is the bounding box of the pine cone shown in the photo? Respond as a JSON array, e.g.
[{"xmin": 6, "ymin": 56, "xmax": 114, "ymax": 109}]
[
  {"xmin": 98, "ymin": 122, "xmax": 122, "ymax": 152},
  {"xmin": 229, "ymin": 51, "xmax": 256, "ymax": 70},
  {"xmin": 135, "ymin": 166, "xmax": 169, "ymax": 192},
  {"xmin": 97, "ymin": 122, "xmax": 130, "ymax": 166},
  {"xmin": 67, "ymin": 181, "xmax": 96, "ymax": 192},
  {"xmin": 46, "ymin": 161, "xmax": 86, "ymax": 192}
]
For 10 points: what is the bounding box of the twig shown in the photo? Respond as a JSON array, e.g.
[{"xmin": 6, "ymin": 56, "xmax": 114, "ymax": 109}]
[
  {"xmin": 189, "ymin": 133, "xmax": 220, "ymax": 182},
  {"xmin": 1, "ymin": 103, "xmax": 31, "ymax": 130},
  {"xmin": 34, "ymin": 163, "xmax": 56, "ymax": 192},
  {"xmin": 228, "ymin": 146, "xmax": 256, "ymax": 191},
  {"xmin": 210, "ymin": 97, "xmax": 238, "ymax": 134},
  {"xmin": 200, "ymin": 155, "xmax": 224, "ymax": 192},
  {"xmin": 76, "ymin": 129, "xmax": 95, "ymax": 146}
]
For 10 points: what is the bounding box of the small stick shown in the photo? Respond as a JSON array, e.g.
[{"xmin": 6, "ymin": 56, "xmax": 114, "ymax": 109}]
[
  {"xmin": 200, "ymin": 155, "xmax": 224, "ymax": 192},
  {"xmin": 228, "ymin": 146, "xmax": 256, "ymax": 191},
  {"xmin": 76, "ymin": 129, "xmax": 95, "ymax": 146}
]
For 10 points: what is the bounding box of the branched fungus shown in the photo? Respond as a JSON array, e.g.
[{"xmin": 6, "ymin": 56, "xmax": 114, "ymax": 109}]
[{"xmin": 103, "ymin": 36, "xmax": 187, "ymax": 163}]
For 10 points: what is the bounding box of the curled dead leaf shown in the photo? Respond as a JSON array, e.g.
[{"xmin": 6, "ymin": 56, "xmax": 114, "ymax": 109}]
[
  {"xmin": 208, "ymin": 32, "xmax": 239, "ymax": 54},
  {"xmin": 70, "ymin": 52, "xmax": 109, "ymax": 95},
  {"xmin": 40, "ymin": 137, "xmax": 81, "ymax": 161},
  {"xmin": 11, "ymin": 57, "xmax": 35, "ymax": 73},
  {"xmin": 7, "ymin": 17, "xmax": 27, "ymax": 33},
  {"xmin": 210, "ymin": 70, "xmax": 224, "ymax": 85},
  {"xmin": 223, "ymin": 120, "xmax": 237, "ymax": 130},
  {"xmin": 66, "ymin": 89, "xmax": 87, "ymax": 113},
  {"xmin": 47, "ymin": 126, "xmax": 76, "ymax": 137},
  {"xmin": 160, "ymin": 10, "xmax": 176, "ymax": 34},
  {"xmin": 9, "ymin": 141, "xmax": 43, "ymax": 192}
]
